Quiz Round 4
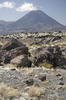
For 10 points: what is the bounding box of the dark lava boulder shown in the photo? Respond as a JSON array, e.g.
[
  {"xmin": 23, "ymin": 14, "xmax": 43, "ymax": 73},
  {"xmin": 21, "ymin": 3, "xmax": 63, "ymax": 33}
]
[
  {"xmin": 46, "ymin": 46, "xmax": 66, "ymax": 67},
  {"xmin": 33, "ymin": 54, "xmax": 46, "ymax": 66},
  {"xmin": 30, "ymin": 47, "xmax": 48, "ymax": 66},
  {"xmin": 3, "ymin": 54, "xmax": 11, "ymax": 64},
  {"xmin": 2, "ymin": 38, "xmax": 25, "ymax": 51},
  {"xmin": 0, "ymin": 38, "xmax": 30, "ymax": 64},
  {"xmin": 0, "ymin": 50, "xmax": 7, "ymax": 64},
  {"xmin": 38, "ymin": 74, "xmax": 46, "ymax": 81},
  {"xmin": 31, "ymin": 46, "xmax": 66, "ymax": 68},
  {"xmin": 9, "ymin": 46, "xmax": 29, "ymax": 58},
  {"xmin": 11, "ymin": 55, "xmax": 24, "ymax": 65},
  {"xmin": 25, "ymin": 78, "xmax": 34, "ymax": 86},
  {"xmin": 51, "ymin": 36, "xmax": 61, "ymax": 42},
  {"xmin": 17, "ymin": 56, "xmax": 32, "ymax": 67},
  {"xmin": 11, "ymin": 55, "xmax": 32, "ymax": 67},
  {"xmin": 1, "ymin": 46, "xmax": 29, "ymax": 64}
]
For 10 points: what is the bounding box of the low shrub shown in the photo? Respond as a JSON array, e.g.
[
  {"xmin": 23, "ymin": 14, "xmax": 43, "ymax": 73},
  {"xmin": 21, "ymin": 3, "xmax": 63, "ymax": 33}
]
[
  {"xmin": 40, "ymin": 62, "xmax": 53, "ymax": 69},
  {"xmin": 0, "ymin": 83, "xmax": 21, "ymax": 99}
]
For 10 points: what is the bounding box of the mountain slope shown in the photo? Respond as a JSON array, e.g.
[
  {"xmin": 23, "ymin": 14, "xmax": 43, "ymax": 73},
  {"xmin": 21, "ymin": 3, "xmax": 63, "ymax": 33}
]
[
  {"xmin": 0, "ymin": 20, "xmax": 14, "ymax": 33},
  {"xmin": 0, "ymin": 10, "xmax": 66, "ymax": 33},
  {"xmin": 9, "ymin": 10, "xmax": 65, "ymax": 32}
]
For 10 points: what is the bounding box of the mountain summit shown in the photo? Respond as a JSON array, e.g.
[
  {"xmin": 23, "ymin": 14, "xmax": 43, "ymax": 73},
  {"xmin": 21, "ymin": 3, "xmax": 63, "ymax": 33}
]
[{"xmin": 0, "ymin": 10, "xmax": 66, "ymax": 33}]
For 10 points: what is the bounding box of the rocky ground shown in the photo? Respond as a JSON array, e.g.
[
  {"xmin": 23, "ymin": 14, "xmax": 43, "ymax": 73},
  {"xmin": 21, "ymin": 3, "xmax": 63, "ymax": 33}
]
[
  {"xmin": 0, "ymin": 67, "xmax": 66, "ymax": 100},
  {"xmin": 0, "ymin": 32, "xmax": 66, "ymax": 100}
]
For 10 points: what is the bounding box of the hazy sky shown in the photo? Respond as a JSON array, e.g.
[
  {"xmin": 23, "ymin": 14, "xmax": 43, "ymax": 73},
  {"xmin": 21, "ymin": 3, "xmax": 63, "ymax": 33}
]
[{"xmin": 0, "ymin": 0, "xmax": 65, "ymax": 26}]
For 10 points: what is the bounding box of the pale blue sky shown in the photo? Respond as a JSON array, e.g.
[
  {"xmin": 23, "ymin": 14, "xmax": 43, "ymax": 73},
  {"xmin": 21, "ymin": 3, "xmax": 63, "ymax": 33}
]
[{"xmin": 0, "ymin": 0, "xmax": 65, "ymax": 26}]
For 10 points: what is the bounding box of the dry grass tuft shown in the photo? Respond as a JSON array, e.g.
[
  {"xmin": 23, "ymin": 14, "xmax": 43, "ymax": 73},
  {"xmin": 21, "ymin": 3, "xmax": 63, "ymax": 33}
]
[
  {"xmin": 42, "ymin": 80, "xmax": 49, "ymax": 86},
  {"xmin": 27, "ymin": 85, "xmax": 45, "ymax": 97},
  {"xmin": 0, "ymin": 83, "xmax": 21, "ymax": 98},
  {"xmin": 62, "ymin": 35, "xmax": 66, "ymax": 39},
  {"xmin": 57, "ymin": 84, "xmax": 66, "ymax": 89},
  {"xmin": 40, "ymin": 62, "xmax": 53, "ymax": 69},
  {"xmin": 62, "ymin": 84, "xmax": 66, "ymax": 88},
  {"xmin": 58, "ymin": 96, "xmax": 64, "ymax": 100}
]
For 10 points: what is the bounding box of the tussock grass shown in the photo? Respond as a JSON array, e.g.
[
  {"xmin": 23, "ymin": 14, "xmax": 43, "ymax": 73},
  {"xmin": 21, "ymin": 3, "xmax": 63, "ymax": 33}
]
[
  {"xmin": 0, "ymin": 41, "xmax": 3, "ymax": 46},
  {"xmin": 4, "ymin": 64, "xmax": 17, "ymax": 68},
  {"xmin": 40, "ymin": 62, "xmax": 53, "ymax": 69},
  {"xmin": 57, "ymin": 84, "xmax": 66, "ymax": 89},
  {"xmin": 42, "ymin": 80, "xmax": 49, "ymax": 86},
  {"xmin": 58, "ymin": 96, "xmax": 64, "ymax": 100},
  {"xmin": 0, "ymin": 83, "xmax": 21, "ymax": 98},
  {"xmin": 62, "ymin": 35, "xmax": 66, "ymax": 39},
  {"xmin": 27, "ymin": 85, "xmax": 44, "ymax": 97}
]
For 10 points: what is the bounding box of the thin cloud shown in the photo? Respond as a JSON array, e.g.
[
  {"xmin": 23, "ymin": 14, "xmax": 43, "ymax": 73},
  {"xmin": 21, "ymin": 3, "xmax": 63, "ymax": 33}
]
[
  {"xmin": 0, "ymin": 1, "xmax": 15, "ymax": 8},
  {"xmin": 16, "ymin": 2, "xmax": 37, "ymax": 12}
]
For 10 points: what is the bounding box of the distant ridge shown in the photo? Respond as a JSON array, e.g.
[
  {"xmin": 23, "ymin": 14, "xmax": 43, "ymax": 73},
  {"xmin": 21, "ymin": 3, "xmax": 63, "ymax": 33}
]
[{"xmin": 0, "ymin": 10, "xmax": 66, "ymax": 33}]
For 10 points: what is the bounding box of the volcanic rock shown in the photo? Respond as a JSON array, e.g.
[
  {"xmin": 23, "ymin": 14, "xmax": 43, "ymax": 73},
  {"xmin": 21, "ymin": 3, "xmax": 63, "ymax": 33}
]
[
  {"xmin": 31, "ymin": 46, "xmax": 66, "ymax": 68},
  {"xmin": 25, "ymin": 78, "xmax": 34, "ymax": 86},
  {"xmin": 2, "ymin": 38, "xmax": 25, "ymax": 51},
  {"xmin": 50, "ymin": 36, "xmax": 61, "ymax": 42},
  {"xmin": 11, "ymin": 55, "xmax": 24, "ymax": 65},
  {"xmin": 38, "ymin": 74, "xmax": 46, "ymax": 81},
  {"xmin": 16, "ymin": 56, "xmax": 32, "ymax": 67}
]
